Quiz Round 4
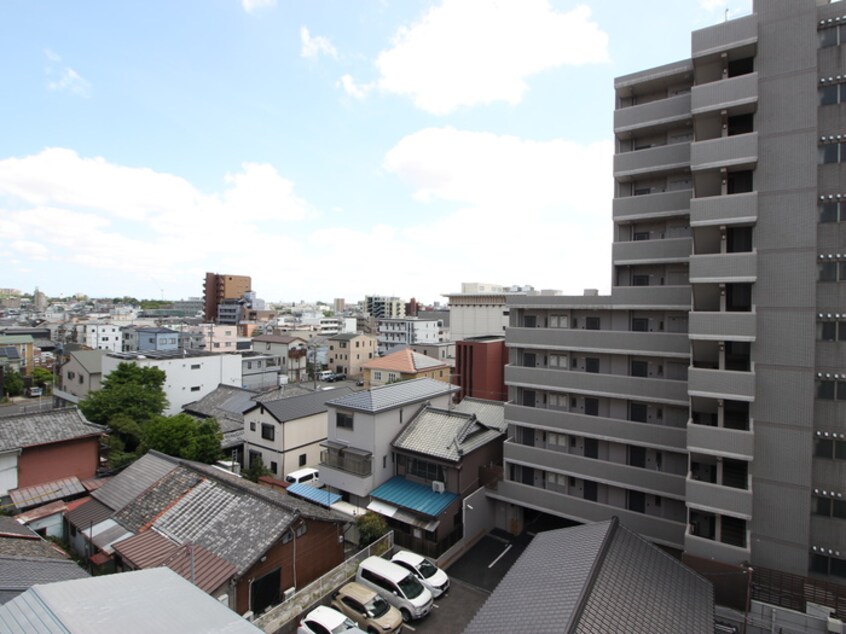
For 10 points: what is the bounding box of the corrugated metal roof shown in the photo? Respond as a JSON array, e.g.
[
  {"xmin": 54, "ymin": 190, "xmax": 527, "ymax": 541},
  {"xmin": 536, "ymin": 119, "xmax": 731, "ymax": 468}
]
[
  {"xmin": 286, "ymin": 483, "xmax": 341, "ymax": 507},
  {"xmin": 90, "ymin": 523, "xmax": 133, "ymax": 554},
  {"xmin": 0, "ymin": 408, "xmax": 104, "ymax": 453},
  {"xmin": 10, "ymin": 477, "xmax": 85, "ymax": 511},
  {"xmin": 92, "ymin": 452, "xmax": 177, "ymax": 512},
  {"xmin": 327, "ymin": 377, "xmax": 459, "ymax": 413},
  {"xmin": 112, "ymin": 529, "xmax": 178, "ymax": 569},
  {"xmin": 464, "ymin": 519, "xmax": 715, "ymax": 634},
  {"xmin": 0, "ymin": 517, "xmax": 35, "ymax": 539},
  {"xmin": 14, "ymin": 501, "xmax": 67, "ymax": 525},
  {"xmin": 369, "ymin": 476, "xmax": 458, "ymax": 518},
  {"xmin": 80, "ymin": 477, "xmax": 111, "ymax": 492},
  {"xmin": 0, "ymin": 555, "xmax": 89, "ymax": 606},
  {"xmin": 163, "ymin": 543, "xmax": 237, "ymax": 595},
  {"xmin": 257, "ymin": 387, "xmax": 354, "ymax": 423},
  {"xmin": 0, "ymin": 568, "xmax": 263, "ymax": 633},
  {"xmin": 65, "ymin": 499, "xmax": 113, "ymax": 530}
]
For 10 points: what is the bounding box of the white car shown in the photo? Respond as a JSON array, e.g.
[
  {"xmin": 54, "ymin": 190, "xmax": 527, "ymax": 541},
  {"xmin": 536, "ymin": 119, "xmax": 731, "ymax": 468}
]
[
  {"xmin": 391, "ymin": 550, "xmax": 450, "ymax": 598},
  {"xmin": 297, "ymin": 606, "xmax": 367, "ymax": 634}
]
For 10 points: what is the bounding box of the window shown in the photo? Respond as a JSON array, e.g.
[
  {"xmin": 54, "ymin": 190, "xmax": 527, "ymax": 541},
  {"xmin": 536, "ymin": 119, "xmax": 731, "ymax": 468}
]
[
  {"xmin": 190, "ymin": 386, "xmax": 201, "ymax": 392},
  {"xmin": 631, "ymin": 318, "xmax": 649, "ymax": 332},
  {"xmin": 191, "ymin": 364, "xmax": 201, "ymax": 369},
  {"xmin": 373, "ymin": 371, "xmax": 382, "ymax": 381},
  {"xmin": 820, "ymin": 24, "xmax": 846, "ymax": 48},
  {"xmin": 383, "ymin": 455, "xmax": 387, "ymax": 469},
  {"xmin": 630, "ymin": 360, "xmax": 648, "ymax": 377},
  {"xmin": 583, "ymin": 480, "xmax": 598, "ymax": 501},
  {"xmin": 337, "ymin": 412, "xmax": 354, "ymax": 429},
  {"xmin": 811, "ymin": 553, "xmax": 846, "ymax": 580},
  {"xmin": 818, "ymin": 260, "xmax": 846, "ymax": 281},
  {"xmin": 585, "ymin": 357, "xmax": 600, "ymax": 373},
  {"xmin": 261, "ymin": 424, "xmax": 275, "ymax": 441},
  {"xmin": 630, "ymin": 402, "xmax": 648, "ymax": 423},
  {"xmin": 585, "ymin": 317, "xmax": 600, "ymax": 330},
  {"xmin": 628, "ymin": 490, "xmax": 646, "ymax": 514},
  {"xmin": 584, "ymin": 398, "xmax": 599, "ymax": 416},
  {"xmin": 816, "ymin": 437, "xmax": 846, "ymax": 459},
  {"xmin": 250, "ymin": 422, "xmax": 256, "ymax": 432},
  {"xmin": 299, "ymin": 453, "xmax": 306, "ymax": 467},
  {"xmin": 270, "ymin": 461, "xmax": 278, "ymax": 474},
  {"xmin": 815, "ymin": 497, "xmax": 846, "ymax": 520},
  {"xmin": 408, "ymin": 457, "xmax": 445, "ymax": 482},
  {"xmin": 632, "ymin": 274, "xmax": 650, "ymax": 286}
]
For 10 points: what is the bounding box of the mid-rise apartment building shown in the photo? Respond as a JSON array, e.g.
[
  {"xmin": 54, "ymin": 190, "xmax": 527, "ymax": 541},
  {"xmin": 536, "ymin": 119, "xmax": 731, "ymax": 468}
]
[
  {"xmin": 377, "ymin": 317, "xmax": 444, "ymax": 355},
  {"xmin": 364, "ymin": 296, "xmax": 406, "ymax": 320},
  {"xmin": 202, "ymin": 272, "xmax": 251, "ymax": 322},
  {"xmin": 493, "ymin": 0, "xmax": 846, "ymax": 589},
  {"xmin": 76, "ymin": 322, "xmax": 122, "ymax": 352}
]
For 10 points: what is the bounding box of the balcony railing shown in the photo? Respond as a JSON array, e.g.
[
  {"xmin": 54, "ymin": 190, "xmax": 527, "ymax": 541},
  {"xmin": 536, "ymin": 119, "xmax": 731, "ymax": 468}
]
[{"xmin": 320, "ymin": 451, "xmax": 372, "ymax": 477}]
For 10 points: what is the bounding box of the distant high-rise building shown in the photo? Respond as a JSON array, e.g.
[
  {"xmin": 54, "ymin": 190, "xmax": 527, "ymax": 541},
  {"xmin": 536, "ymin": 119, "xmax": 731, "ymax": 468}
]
[
  {"xmin": 492, "ymin": 0, "xmax": 846, "ymax": 594},
  {"xmin": 333, "ymin": 298, "xmax": 345, "ymax": 314},
  {"xmin": 364, "ymin": 295, "xmax": 405, "ymax": 320},
  {"xmin": 202, "ymin": 272, "xmax": 251, "ymax": 322},
  {"xmin": 33, "ymin": 287, "xmax": 47, "ymax": 312}
]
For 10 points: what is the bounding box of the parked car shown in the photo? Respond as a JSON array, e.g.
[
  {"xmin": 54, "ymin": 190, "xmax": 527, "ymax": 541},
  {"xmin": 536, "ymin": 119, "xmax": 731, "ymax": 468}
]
[
  {"xmin": 356, "ymin": 556, "xmax": 433, "ymax": 622},
  {"xmin": 25, "ymin": 386, "xmax": 43, "ymax": 398},
  {"xmin": 318, "ymin": 370, "xmax": 334, "ymax": 381},
  {"xmin": 327, "ymin": 373, "xmax": 346, "ymax": 383},
  {"xmin": 331, "ymin": 582, "xmax": 403, "ymax": 634},
  {"xmin": 285, "ymin": 467, "xmax": 320, "ymax": 488},
  {"xmin": 391, "ymin": 551, "xmax": 450, "ymax": 598},
  {"xmin": 297, "ymin": 606, "xmax": 366, "ymax": 634}
]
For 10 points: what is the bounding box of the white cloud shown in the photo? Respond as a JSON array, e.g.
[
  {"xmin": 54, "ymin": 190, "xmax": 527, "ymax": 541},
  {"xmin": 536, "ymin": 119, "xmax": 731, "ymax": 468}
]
[
  {"xmin": 338, "ymin": 74, "xmax": 373, "ymax": 100},
  {"xmin": 699, "ymin": 0, "xmax": 726, "ymax": 9},
  {"xmin": 366, "ymin": 0, "xmax": 608, "ymax": 114},
  {"xmin": 241, "ymin": 0, "xmax": 276, "ymax": 14},
  {"xmin": 44, "ymin": 49, "xmax": 91, "ymax": 97},
  {"xmin": 300, "ymin": 26, "xmax": 338, "ymax": 59}
]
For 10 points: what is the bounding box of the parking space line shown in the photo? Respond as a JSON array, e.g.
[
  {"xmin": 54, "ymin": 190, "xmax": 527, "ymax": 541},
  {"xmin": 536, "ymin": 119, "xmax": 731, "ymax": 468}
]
[
  {"xmin": 404, "ymin": 624, "xmax": 416, "ymax": 631},
  {"xmin": 488, "ymin": 544, "xmax": 512, "ymax": 569}
]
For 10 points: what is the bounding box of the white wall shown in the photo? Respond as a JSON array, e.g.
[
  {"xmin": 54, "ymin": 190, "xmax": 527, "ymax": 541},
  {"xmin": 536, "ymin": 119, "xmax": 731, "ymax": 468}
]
[
  {"xmin": 0, "ymin": 451, "xmax": 18, "ymax": 496},
  {"xmin": 449, "ymin": 303, "xmax": 508, "ymax": 340}
]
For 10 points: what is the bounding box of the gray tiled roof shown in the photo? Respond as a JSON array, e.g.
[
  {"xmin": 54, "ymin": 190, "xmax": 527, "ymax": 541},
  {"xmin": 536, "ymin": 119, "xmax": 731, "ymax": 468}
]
[
  {"xmin": 453, "ymin": 398, "xmax": 507, "ymax": 433},
  {"xmin": 0, "ymin": 517, "xmax": 33, "ymax": 539},
  {"xmin": 182, "ymin": 384, "xmax": 258, "ymax": 421},
  {"xmin": 111, "ymin": 468, "xmax": 202, "ymax": 533},
  {"xmin": 255, "ymin": 387, "xmax": 354, "ymax": 423},
  {"xmin": 0, "ymin": 408, "xmax": 104, "ymax": 453},
  {"xmin": 252, "ymin": 383, "xmax": 316, "ymax": 404},
  {"xmin": 328, "ymin": 378, "xmax": 459, "ymax": 413},
  {"xmin": 92, "ymin": 452, "xmax": 178, "ymax": 512},
  {"xmin": 0, "ymin": 556, "xmax": 89, "ymax": 604},
  {"xmin": 392, "ymin": 403, "xmax": 505, "ymax": 462},
  {"xmin": 463, "ymin": 519, "xmax": 714, "ymax": 634}
]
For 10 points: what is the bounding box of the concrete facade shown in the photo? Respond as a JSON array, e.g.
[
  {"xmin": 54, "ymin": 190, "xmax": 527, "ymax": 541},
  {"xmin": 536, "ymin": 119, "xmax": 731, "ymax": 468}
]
[
  {"xmin": 203, "ymin": 272, "xmax": 251, "ymax": 323},
  {"xmin": 327, "ymin": 333, "xmax": 376, "ymax": 378},
  {"xmin": 493, "ymin": 0, "xmax": 846, "ymax": 585}
]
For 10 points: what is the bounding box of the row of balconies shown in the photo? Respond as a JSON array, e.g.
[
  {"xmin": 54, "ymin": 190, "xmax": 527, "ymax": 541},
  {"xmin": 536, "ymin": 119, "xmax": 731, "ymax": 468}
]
[{"xmin": 613, "ymin": 189, "xmax": 757, "ymax": 228}]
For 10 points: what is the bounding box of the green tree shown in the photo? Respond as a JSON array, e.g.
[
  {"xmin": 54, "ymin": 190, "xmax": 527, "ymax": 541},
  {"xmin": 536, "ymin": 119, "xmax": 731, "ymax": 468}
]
[
  {"xmin": 244, "ymin": 455, "xmax": 271, "ymax": 482},
  {"xmin": 79, "ymin": 363, "xmax": 167, "ymax": 426},
  {"xmin": 32, "ymin": 367, "xmax": 54, "ymax": 389},
  {"xmin": 141, "ymin": 414, "xmax": 222, "ymax": 464},
  {"xmin": 356, "ymin": 512, "xmax": 389, "ymax": 547},
  {"xmin": 2, "ymin": 370, "xmax": 24, "ymax": 397}
]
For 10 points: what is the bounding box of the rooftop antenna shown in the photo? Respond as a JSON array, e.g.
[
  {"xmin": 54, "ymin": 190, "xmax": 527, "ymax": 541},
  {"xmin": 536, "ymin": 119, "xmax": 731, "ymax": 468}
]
[{"xmin": 725, "ymin": 8, "xmax": 729, "ymax": 22}]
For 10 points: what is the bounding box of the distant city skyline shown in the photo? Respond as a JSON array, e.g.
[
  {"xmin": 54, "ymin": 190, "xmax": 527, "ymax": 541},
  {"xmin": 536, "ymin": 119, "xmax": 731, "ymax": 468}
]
[{"xmin": 0, "ymin": 1, "xmax": 751, "ymax": 305}]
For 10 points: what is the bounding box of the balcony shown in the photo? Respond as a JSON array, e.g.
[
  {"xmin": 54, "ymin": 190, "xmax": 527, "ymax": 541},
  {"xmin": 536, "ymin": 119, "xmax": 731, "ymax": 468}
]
[
  {"xmin": 612, "ymin": 237, "xmax": 692, "ymax": 265},
  {"xmin": 691, "ymin": 132, "xmax": 758, "ymax": 172},
  {"xmin": 689, "ymin": 252, "xmax": 756, "ymax": 284},
  {"xmin": 691, "ymin": 72, "xmax": 758, "ymax": 115},
  {"xmin": 614, "ymin": 93, "xmax": 691, "ymax": 135},
  {"xmin": 614, "ymin": 143, "xmax": 691, "ymax": 180},
  {"xmin": 320, "ymin": 450, "xmax": 373, "ymax": 477},
  {"xmin": 507, "ymin": 326, "xmax": 689, "ymax": 357},
  {"xmin": 506, "ymin": 403, "xmax": 687, "ymax": 451},
  {"xmin": 684, "ymin": 531, "xmax": 750, "ymax": 566},
  {"xmin": 686, "ymin": 477, "xmax": 752, "ymax": 518},
  {"xmin": 692, "ymin": 14, "xmax": 757, "ymax": 58},
  {"xmin": 690, "ymin": 192, "xmax": 757, "ymax": 227},
  {"xmin": 688, "ymin": 366, "xmax": 756, "ymax": 401},
  {"xmin": 505, "ymin": 439, "xmax": 686, "ymax": 498},
  {"xmin": 489, "ymin": 479, "xmax": 685, "ymax": 548},
  {"xmin": 687, "ymin": 421, "xmax": 754, "ymax": 460},
  {"xmin": 505, "ymin": 365, "xmax": 689, "ymax": 406},
  {"xmin": 610, "ymin": 285, "xmax": 691, "ymax": 309},
  {"xmin": 613, "ymin": 189, "xmax": 692, "ymax": 223},
  {"xmin": 688, "ymin": 311, "xmax": 756, "ymax": 342}
]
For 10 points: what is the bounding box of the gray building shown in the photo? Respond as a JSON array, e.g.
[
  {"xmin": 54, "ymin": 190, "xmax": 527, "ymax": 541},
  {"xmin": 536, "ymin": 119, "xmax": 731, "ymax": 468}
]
[{"xmin": 493, "ymin": 0, "xmax": 846, "ymax": 588}]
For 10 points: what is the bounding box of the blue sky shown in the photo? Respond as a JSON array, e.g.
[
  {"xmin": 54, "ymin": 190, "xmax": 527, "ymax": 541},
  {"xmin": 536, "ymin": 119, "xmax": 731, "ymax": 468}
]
[{"xmin": 0, "ymin": 0, "xmax": 751, "ymax": 305}]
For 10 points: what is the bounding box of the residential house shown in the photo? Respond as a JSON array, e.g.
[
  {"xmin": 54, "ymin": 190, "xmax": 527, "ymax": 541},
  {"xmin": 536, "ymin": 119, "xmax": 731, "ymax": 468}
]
[
  {"xmin": 251, "ymin": 335, "xmax": 309, "ymax": 383},
  {"xmin": 102, "ymin": 350, "xmax": 242, "ymax": 415},
  {"xmin": 377, "ymin": 317, "xmax": 443, "ymax": 355},
  {"xmin": 240, "ymin": 351, "xmax": 281, "ymax": 390},
  {"xmin": 0, "ymin": 335, "xmax": 34, "ymax": 375},
  {"xmin": 454, "ymin": 336, "xmax": 507, "ymax": 401},
  {"xmin": 183, "ymin": 384, "xmax": 259, "ymax": 466},
  {"xmin": 57, "ymin": 349, "xmax": 107, "ymax": 403},
  {"xmin": 243, "ymin": 387, "xmax": 353, "ymax": 478},
  {"xmin": 0, "ymin": 516, "xmax": 88, "ymax": 605},
  {"xmin": 371, "ymin": 398, "xmax": 506, "ymax": 556},
  {"xmin": 464, "ymin": 519, "xmax": 714, "ymax": 634},
  {"xmin": 0, "ymin": 408, "xmax": 104, "ymax": 497},
  {"xmin": 66, "ymin": 451, "xmax": 347, "ymax": 616},
  {"xmin": 408, "ymin": 341, "xmax": 455, "ymax": 368},
  {"xmin": 327, "ymin": 333, "xmax": 376, "ymax": 378},
  {"xmin": 320, "ymin": 378, "xmax": 460, "ymax": 508},
  {"xmin": 0, "ymin": 568, "xmax": 262, "ymax": 633},
  {"xmin": 75, "ymin": 322, "xmax": 122, "ymax": 352},
  {"xmin": 361, "ymin": 348, "xmax": 450, "ymax": 389},
  {"xmin": 122, "ymin": 326, "xmax": 180, "ymax": 353}
]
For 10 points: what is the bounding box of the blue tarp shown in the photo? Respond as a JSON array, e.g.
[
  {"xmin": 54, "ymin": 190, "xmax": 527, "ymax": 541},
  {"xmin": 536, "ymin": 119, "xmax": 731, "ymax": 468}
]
[{"xmin": 287, "ymin": 482, "xmax": 341, "ymax": 507}]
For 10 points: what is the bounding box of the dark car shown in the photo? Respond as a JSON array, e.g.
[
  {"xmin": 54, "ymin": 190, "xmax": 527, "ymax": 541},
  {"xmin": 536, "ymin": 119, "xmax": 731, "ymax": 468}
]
[{"xmin": 326, "ymin": 373, "xmax": 346, "ymax": 382}]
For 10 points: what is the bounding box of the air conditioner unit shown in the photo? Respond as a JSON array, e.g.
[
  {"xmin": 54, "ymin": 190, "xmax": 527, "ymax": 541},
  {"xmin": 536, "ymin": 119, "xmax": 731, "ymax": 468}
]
[
  {"xmin": 283, "ymin": 587, "xmax": 296, "ymax": 602},
  {"xmin": 432, "ymin": 481, "xmax": 445, "ymax": 494}
]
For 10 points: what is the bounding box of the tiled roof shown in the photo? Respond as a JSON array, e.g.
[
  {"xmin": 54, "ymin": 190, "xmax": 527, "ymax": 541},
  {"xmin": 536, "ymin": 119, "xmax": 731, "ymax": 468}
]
[
  {"xmin": 0, "ymin": 521, "xmax": 69, "ymax": 561},
  {"xmin": 92, "ymin": 452, "xmax": 178, "ymax": 512},
  {"xmin": 464, "ymin": 519, "xmax": 714, "ymax": 634},
  {"xmin": 252, "ymin": 334, "xmax": 305, "ymax": 344},
  {"xmin": 253, "ymin": 383, "xmax": 316, "ymax": 404},
  {"xmin": 328, "ymin": 377, "xmax": 459, "ymax": 413},
  {"xmin": 0, "ymin": 408, "xmax": 104, "ymax": 453},
  {"xmin": 111, "ymin": 468, "xmax": 202, "ymax": 533},
  {"xmin": 363, "ymin": 348, "xmax": 447, "ymax": 373},
  {"xmin": 0, "ymin": 555, "xmax": 88, "ymax": 603},
  {"xmin": 182, "ymin": 384, "xmax": 257, "ymax": 421},
  {"xmin": 392, "ymin": 404, "xmax": 504, "ymax": 462},
  {"xmin": 0, "ymin": 335, "xmax": 33, "ymax": 345},
  {"xmin": 0, "ymin": 517, "xmax": 35, "ymax": 539},
  {"xmin": 255, "ymin": 387, "xmax": 354, "ymax": 423},
  {"xmin": 9, "ymin": 477, "xmax": 86, "ymax": 510},
  {"xmin": 453, "ymin": 398, "xmax": 507, "ymax": 433},
  {"xmin": 369, "ymin": 476, "xmax": 458, "ymax": 518}
]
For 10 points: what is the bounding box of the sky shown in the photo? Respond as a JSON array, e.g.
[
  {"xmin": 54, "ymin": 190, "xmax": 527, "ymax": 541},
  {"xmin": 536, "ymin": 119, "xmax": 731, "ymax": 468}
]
[{"xmin": 0, "ymin": 0, "xmax": 752, "ymax": 306}]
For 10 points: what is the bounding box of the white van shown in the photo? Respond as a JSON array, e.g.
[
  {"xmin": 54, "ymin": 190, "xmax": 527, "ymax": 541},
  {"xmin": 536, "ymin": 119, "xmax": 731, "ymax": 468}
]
[
  {"xmin": 355, "ymin": 556, "xmax": 433, "ymax": 622},
  {"xmin": 318, "ymin": 370, "xmax": 334, "ymax": 381},
  {"xmin": 285, "ymin": 467, "xmax": 320, "ymax": 488}
]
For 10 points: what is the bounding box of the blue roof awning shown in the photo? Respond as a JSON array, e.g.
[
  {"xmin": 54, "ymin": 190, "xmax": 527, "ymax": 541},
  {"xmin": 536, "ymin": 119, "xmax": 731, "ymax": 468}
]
[
  {"xmin": 369, "ymin": 476, "xmax": 458, "ymax": 517},
  {"xmin": 287, "ymin": 482, "xmax": 341, "ymax": 507}
]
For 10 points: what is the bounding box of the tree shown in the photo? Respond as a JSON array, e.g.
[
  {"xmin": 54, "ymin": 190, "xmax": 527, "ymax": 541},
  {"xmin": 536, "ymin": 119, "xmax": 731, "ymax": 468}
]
[
  {"xmin": 141, "ymin": 414, "xmax": 222, "ymax": 464},
  {"xmin": 79, "ymin": 363, "xmax": 168, "ymax": 426},
  {"xmin": 244, "ymin": 455, "xmax": 271, "ymax": 482},
  {"xmin": 32, "ymin": 367, "xmax": 54, "ymax": 389},
  {"xmin": 356, "ymin": 512, "xmax": 389, "ymax": 547},
  {"xmin": 2, "ymin": 370, "xmax": 24, "ymax": 398}
]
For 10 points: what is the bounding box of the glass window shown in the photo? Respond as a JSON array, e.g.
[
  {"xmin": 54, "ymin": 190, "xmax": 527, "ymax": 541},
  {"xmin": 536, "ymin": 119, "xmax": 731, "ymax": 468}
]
[
  {"xmin": 821, "ymin": 144, "xmax": 839, "ymax": 165},
  {"xmin": 835, "ymin": 500, "xmax": 846, "ymax": 520},
  {"xmin": 838, "ymin": 382, "xmax": 846, "ymax": 402},
  {"xmin": 585, "ymin": 317, "xmax": 600, "ymax": 330},
  {"xmin": 261, "ymin": 423, "xmax": 275, "ymax": 441},
  {"xmin": 585, "ymin": 357, "xmax": 600, "ymax": 373},
  {"xmin": 818, "ymin": 381, "xmax": 836, "ymax": 400},
  {"xmin": 816, "ymin": 497, "xmax": 833, "ymax": 516},
  {"xmin": 836, "ymin": 439, "xmax": 846, "ymax": 460},
  {"xmin": 337, "ymin": 412, "xmax": 354, "ymax": 429},
  {"xmin": 820, "ymin": 28, "xmax": 838, "ymax": 48},
  {"xmin": 821, "ymin": 203, "xmax": 840, "ymax": 223},
  {"xmin": 631, "ymin": 360, "xmax": 649, "ymax": 377},
  {"xmin": 819, "ymin": 262, "xmax": 837, "ymax": 282},
  {"xmin": 820, "ymin": 322, "xmax": 837, "ymax": 341},
  {"xmin": 631, "ymin": 318, "xmax": 649, "ymax": 332},
  {"xmin": 840, "ymin": 323, "xmax": 846, "ymax": 341},
  {"xmin": 815, "ymin": 438, "xmax": 834, "ymax": 458},
  {"xmin": 584, "ymin": 398, "xmax": 599, "ymax": 416},
  {"xmin": 820, "ymin": 85, "xmax": 839, "ymax": 106},
  {"xmin": 630, "ymin": 402, "xmax": 648, "ymax": 423}
]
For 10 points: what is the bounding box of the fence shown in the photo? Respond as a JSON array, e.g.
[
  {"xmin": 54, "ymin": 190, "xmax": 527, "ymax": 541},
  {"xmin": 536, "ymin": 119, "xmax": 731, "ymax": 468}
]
[
  {"xmin": 752, "ymin": 566, "xmax": 846, "ymax": 621},
  {"xmin": 254, "ymin": 531, "xmax": 394, "ymax": 634}
]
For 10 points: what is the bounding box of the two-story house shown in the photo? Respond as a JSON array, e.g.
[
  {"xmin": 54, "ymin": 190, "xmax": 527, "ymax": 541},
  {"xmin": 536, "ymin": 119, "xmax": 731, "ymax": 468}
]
[
  {"xmin": 320, "ymin": 378, "xmax": 460, "ymax": 508},
  {"xmin": 243, "ymin": 387, "xmax": 353, "ymax": 478},
  {"xmin": 251, "ymin": 335, "xmax": 309, "ymax": 383},
  {"xmin": 58, "ymin": 349, "xmax": 107, "ymax": 403},
  {"xmin": 361, "ymin": 348, "xmax": 450, "ymax": 388},
  {"xmin": 327, "ymin": 333, "xmax": 376, "ymax": 379}
]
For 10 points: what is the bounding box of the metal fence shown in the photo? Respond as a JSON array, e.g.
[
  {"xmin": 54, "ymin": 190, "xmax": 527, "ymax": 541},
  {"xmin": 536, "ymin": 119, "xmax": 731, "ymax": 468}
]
[
  {"xmin": 254, "ymin": 531, "xmax": 394, "ymax": 634},
  {"xmin": 752, "ymin": 566, "xmax": 846, "ymax": 621}
]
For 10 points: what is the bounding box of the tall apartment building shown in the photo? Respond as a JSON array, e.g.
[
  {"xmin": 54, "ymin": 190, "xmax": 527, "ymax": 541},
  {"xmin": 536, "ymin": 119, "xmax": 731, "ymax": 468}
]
[
  {"xmin": 494, "ymin": 0, "xmax": 846, "ymax": 587},
  {"xmin": 202, "ymin": 272, "xmax": 251, "ymax": 322},
  {"xmin": 364, "ymin": 295, "xmax": 405, "ymax": 320}
]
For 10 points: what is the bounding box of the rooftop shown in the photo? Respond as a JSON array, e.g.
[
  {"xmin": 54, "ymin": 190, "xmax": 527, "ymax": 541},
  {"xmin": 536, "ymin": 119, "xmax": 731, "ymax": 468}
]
[
  {"xmin": 328, "ymin": 332, "xmax": 368, "ymax": 341},
  {"xmin": 327, "ymin": 377, "xmax": 459, "ymax": 413},
  {"xmin": 0, "ymin": 335, "xmax": 34, "ymax": 345},
  {"xmin": 68, "ymin": 349, "xmax": 107, "ymax": 374},
  {"xmin": 252, "ymin": 334, "xmax": 306, "ymax": 344},
  {"xmin": 363, "ymin": 348, "xmax": 448, "ymax": 374},
  {"xmin": 0, "ymin": 408, "xmax": 104, "ymax": 453},
  {"xmin": 108, "ymin": 349, "xmax": 232, "ymax": 361},
  {"xmin": 369, "ymin": 476, "xmax": 458, "ymax": 518},
  {"xmin": 251, "ymin": 386, "xmax": 354, "ymax": 423}
]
